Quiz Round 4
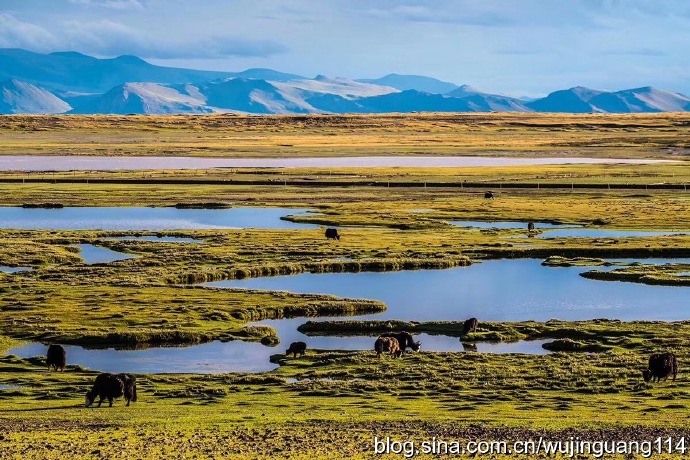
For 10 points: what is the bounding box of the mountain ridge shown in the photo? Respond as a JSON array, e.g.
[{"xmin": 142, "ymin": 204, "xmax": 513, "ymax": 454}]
[{"xmin": 1, "ymin": 49, "xmax": 689, "ymax": 115}]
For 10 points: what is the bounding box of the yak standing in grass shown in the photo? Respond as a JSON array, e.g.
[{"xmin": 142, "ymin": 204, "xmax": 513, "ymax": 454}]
[
  {"xmin": 374, "ymin": 336, "xmax": 402, "ymax": 359},
  {"xmin": 462, "ymin": 318, "xmax": 479, "ymax": 335},
  {"xmin": 286, "ymin": 341, "xmax": 307, "ymax": 358},
  {"xmin": 325, "ymin": 228, "xmax": 340, "ymax": 240},
  {"xmin": 380, "ymin": 331, "xmax": 421, "ymax": 353},
  {"xmin": 642, "ymin": 353, "xmax": 679, "ymax": 383},
  {"xmin": 46, "ymin": 344, "xmax": 66, "ymax": 372},
  {"xmin": 85, "ymin": 373, "xmax": 137, "ymax": 407},
  {"xmin": 484, "ymin": 191, "xmax": 495, "ymax": 200}
]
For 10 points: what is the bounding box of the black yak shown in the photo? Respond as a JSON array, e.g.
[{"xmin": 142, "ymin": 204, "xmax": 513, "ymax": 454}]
[
  {"xmin": 325, "ymin": 228, "xmax": 340, "ymax": 240},
  {"xmin": 484, "ymin": 191, "xmax": 495, "ymax": 200},
  {"xmin": 374, "ymin": 336, "xmax": 402, "ymax": 359},
  {"xmin": 462, "ymin": 317, "xmax": 479, "ymax": 335},
  {"xmin": 642, "ymin": 353, "xmax": 678, "ymax": 383},
  {"xmin": 85, "ymin": 373, "xmax": 137, "ymax": 407},
  {"xmin": 380, "ymin": 331, "xmax": 421, "ymax": 353},
  {"xmin": 527, "ymin": 222, "xmax": 535, "ymax": 232},
  {"xmin": 286, "ymin": 341, "xmax": 307, "ymax": 358},
  {"xmin": 46, "ymin": 344, "xmax": 66, "ymax": 372}
]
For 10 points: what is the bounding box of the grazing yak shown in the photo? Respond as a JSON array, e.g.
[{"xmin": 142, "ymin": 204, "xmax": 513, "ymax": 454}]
[
  {"xmin": 374, "ymin": 336, "xmax": 402, "ymax": 359},
  {"xmin": 325, "ymin": 228, "xmax": 340, "ymax": 240},
  {"xmin": 462, "ymin": 317, "xmax": 479, "ymax": 335},
  {"xmin": 286, "ymin": 341, "xmax": 307, "ymax": 358},
  {"xmin": 484, "ymin": 191, "xmax": 495, "ymax": 200},
  {"xmin": 380, "ymin": 331, "xmax": 421, "ymax": 353},
  {"xmin": 46, "ymin": 344, "xmax": 66, "ymax": 372},
  {"xmin": 642, "ymin": 353, "xmax": 679, "ymax": 383},
  {"xmin": 527, "ymin": 222, "xmax": 535, "ymax": 232},
  {"xmin": 85, "ymin": 373, "xmax": 137, "ymax": 407}
]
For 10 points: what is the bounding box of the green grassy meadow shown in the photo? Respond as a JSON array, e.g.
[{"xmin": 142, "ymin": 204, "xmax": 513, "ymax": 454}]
[{"xmin": 1, "ymin": 114, "xmax": 690, "ymax": 458}]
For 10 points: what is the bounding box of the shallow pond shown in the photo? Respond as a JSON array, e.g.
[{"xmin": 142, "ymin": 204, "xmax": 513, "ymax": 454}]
[
  {"xmin": 8, "ymin": 258, "xmax": 685, "ymax": 374},
  {"xmin": 0, "ymin": 266, "xmax": 33, "ymax": 273},
  {"xmin": 6, "ymin": 337, "xmax": 551, "ymax": 374},
  {"xmin": 207, "ymin": 258, "xmax": 690, "ymax": 322},
  {"xmin": 537, "ymin": 229, "xmax": 689, "ymax": 238},
  {"xmin": 75, "ymin": 244, "xmax": 136, "ymax": 264},
  {"xmin": 0, "ymin": 155, "xmax": 673, "ymax": 171},
  {"xmin": 451, "ymin": 221, "xmax": 577, "ymax": 229},
  {"xmin": 0, "ymin": 207, "xmax": 317, "ymax": 230}
]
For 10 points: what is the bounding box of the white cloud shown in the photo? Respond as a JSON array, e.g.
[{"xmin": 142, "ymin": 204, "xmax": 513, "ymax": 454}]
[
  {"xmin": 0, "ymin": 13, "xmax": 286, "ymax": 59},
  {"xmin": 0, "ymin": 13, "xmax": 57, "ymax": 51},
  {"xmin": 68, "ymin": 0, "xmax": 144, "ymax": 10}
]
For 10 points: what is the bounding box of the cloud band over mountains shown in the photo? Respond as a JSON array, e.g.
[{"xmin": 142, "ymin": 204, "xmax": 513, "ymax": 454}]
[{"xmin": 0, "ymin": 13, "xmax": 287, "ymax": 59}]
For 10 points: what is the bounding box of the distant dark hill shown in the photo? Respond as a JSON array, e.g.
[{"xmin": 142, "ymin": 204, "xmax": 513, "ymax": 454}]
[
  {"xmin": 0, "ymin": 79, "xmax": 71, "ymax": 114},
  {"xmin": 0, "ymin": 48, "xmax": 234, "ymax": 93},
  {"xmin": 357, "ymin": 90, "xmax": 472, "ymax": 113},
  {"xmin": 527, "ymin": 87, "xmax": 604, "ymax": 113},
  {"xmin": 446, "ymin": 85, "xmax": 531, "ymax": 112},
  {"xmin": 358, "ymin": 74, "xmax": 459, "ymax": 94}
]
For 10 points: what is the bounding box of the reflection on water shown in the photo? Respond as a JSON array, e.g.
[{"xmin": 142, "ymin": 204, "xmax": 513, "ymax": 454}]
[
  {"xmin": 74, "ymin": 244, "xmax": 136, "ymax": 264},
  {"xmin": 0, "ymin": 266, "xmax": 32, "ymax": 273},
  {"xmin": 7, "ymin": 342, "xmax": 281, "ymax": 374},
  {"xmin": 537, "ymin": 229, "xmax": 689, "ymax": 238},
  {"xmin": 207, "ymin": 259, "xmax": 690, "ymax": 321},
  {"xmin": 0, "ymin": 155, "xmax": 673, "ymax": 171},
  {"xmin": 450, "ymin": 221, "xmax": 577, "ymax": 229},
  {"xmin": 0, "ymin": 207, "xmax": 317, "ymax": 230},
  {"xmin": 6, "ymin": 336, "xmax": 550, "ymax": 374}
]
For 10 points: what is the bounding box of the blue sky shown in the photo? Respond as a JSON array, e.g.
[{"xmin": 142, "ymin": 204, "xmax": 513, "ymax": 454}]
[{"xmin": 0, "ymin": 0, "xmax": 688, "ymax": 96}]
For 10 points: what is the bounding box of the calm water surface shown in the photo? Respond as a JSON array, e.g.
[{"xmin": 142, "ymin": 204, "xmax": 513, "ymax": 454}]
[
  {"xmin": 8, "ymin": 258, "xmax": 687, "ymax": 373},
  {"xmin": 0, "ymin": 207, "xmax": 316, "ymax": 230},
  {"xmin": 74, "ymin": 244, "xmax": 136, "ymax": 264},
  {"xmin": 207, "ymin": 259, "xmax": 690, "ymax": 322},
  {"xmin": 0, "ymin": 155, "xmax": 674, "ymax": 171}
]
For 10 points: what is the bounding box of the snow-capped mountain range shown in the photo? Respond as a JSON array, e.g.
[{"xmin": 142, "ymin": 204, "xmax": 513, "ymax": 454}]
[{"xmin": 1, "ymin": 49, "xmax": 689, "ymax": 115}]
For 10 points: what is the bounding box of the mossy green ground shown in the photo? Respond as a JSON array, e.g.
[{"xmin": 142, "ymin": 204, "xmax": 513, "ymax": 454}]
[{"xmin": 1, "ymin": 114, "xmax": 690, "ymax": 457}]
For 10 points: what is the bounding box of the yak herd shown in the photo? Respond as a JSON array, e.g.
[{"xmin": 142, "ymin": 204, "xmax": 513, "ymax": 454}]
[
  {"xmin": 40, "ymin": 321, "xmax": 680, "ymax": 409},
  {"xmin": 43, "ymin": 344, "xmax": 138, "ymax": 408}
]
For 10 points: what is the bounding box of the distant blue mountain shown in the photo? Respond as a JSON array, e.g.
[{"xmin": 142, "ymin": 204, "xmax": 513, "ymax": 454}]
[
  {"xmin": 0, "ymin": 48, "xmax": 234, "ymax": 93},
  {"xmin": 358, "ymin": 74, "xmax": 459, "ymax": 94},
  {"xmin": 2, "ymin": 49, "xmax": 689, "ymax": 115},
  {"xmin": 356, "ymin": 90, "xmax": 472, "ymax": 113},
  {"xmin": 527, "ymin": 87, "xmax": 604, "ymax": 113}
]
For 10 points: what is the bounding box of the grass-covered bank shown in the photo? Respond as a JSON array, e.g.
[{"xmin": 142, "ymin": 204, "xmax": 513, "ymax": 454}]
[
  {"xmin": 297, "ymin": 319, "xmax": 690, "ymax": 353},
  {"xmin": 581, "ymin": 263, "xmax": 690, "ymax": 286},
  {"xmin": 0, "ymin": 282, "xmax": 385, "ymax": 348}
]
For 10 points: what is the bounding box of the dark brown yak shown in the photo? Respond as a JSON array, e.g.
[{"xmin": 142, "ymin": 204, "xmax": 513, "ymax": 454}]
[
  {"xmin": 462, "ymin": 318, "xmax": 479, "ymax": 335},
  {"xmin": 286, "ymin": 341, "xmax": 307, "ymax": 358},
  {"xmin": 46, "ymin": 344, "xmax": 66, "ymax": 372},
  {"xmin": 484, "ymin": 191, "xmax": 495, "ymax": 200},
  {"xmin": 85, "ymin": 373, "xmax": 137, "ymax": 407},
  {"xmin": 642, "ymin": 353, "xmax": 678, "ymax": 383},
  {"xmin": 374, "ymin": 337, "xmax": 402, "ymax": 359},
  {"xmin": 325, "ymin": 228, "xmax": 340, "ymax": 240},
  {"xmin": 380, "ymin": 331, "xmax": 421, "ymax": 352},
  {"xmin": 527, "ymin": 222, "xmax": 535, "ymax": 232}
]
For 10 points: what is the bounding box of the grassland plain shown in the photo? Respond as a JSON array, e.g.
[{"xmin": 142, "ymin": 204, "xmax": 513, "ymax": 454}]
[
  {"xmin": 1, "ymin": 113, "xmax": 690, "ymax": 458},
  {"xmin": 0, "ymin": 112, "xmax": 689, "ymax": 158}
]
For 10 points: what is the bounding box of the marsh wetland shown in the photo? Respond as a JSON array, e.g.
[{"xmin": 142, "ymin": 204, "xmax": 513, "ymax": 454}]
[{"xmin": 1, "ymin": 113, "xmax": 690, "ymax": 458}]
